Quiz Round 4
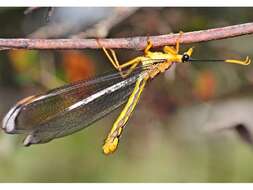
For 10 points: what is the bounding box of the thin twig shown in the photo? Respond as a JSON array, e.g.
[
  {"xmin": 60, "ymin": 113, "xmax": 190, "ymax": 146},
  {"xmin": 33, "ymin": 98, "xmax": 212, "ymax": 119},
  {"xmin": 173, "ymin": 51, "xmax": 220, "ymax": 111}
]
[
  {"xmin": 0, "ymin": 22, "xmax": 253, "ymax": 50},
  {"xmin": 24, "ymin": 7, "xmax": 40, "ymax": 15},
  {"xmin": 70, "ymin": 8, "xmax": 139, "ymax": 39},
  {"xmin": 24, "ymin": 7, "xmax": 54, "ymax": 22},
  {"xmin": 29, "ymin": 8, "xmax": 138, "ymax": 39},
  {"xmin": 46, "ymin": 7, "xmax": 54, "ymax": 22}
]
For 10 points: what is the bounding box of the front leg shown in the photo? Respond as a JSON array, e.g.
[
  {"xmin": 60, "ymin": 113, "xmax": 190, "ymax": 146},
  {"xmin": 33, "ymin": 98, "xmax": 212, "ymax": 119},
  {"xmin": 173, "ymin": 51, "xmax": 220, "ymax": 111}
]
[
  {"xmin": 144, "ymin": 39, "xmax": 153, "ymax": 55},
  {"xmin": 163, "ymin": 31, "xmax": 183, "ymax": 55},
  {"xmin": 175, "ymin": 31, "xmax": 183, "ymax": 53}
]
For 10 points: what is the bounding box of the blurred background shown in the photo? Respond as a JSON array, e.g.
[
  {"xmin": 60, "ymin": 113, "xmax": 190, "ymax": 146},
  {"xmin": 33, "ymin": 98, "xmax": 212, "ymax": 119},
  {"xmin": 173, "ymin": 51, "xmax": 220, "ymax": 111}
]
[{"xmin": 0, "ymin": 7, "xmax": 253, "ymax": 182}]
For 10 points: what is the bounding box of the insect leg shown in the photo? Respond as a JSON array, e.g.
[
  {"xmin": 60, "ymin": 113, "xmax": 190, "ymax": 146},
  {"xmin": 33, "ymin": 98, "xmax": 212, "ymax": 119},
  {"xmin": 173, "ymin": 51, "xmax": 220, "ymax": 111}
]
[
  {"xmin": 102, "ymin": 47, "xmax": 145, "ymax": 77},
  {"xmin": 109, "ymin": 49, "xmax": 143, "ymax": 77},
  {"xmin": 163, "ymin": 46, "xmax": 177, "ymax": 55},
  {"xmin": 175, "ymin": 31, "xmax": 183, "ymax": 54},
  {"xmin": 120, "ymin": 62, "xmax": 139, "ymax": 78},
  {"xmin": 163, "ymin": 31, "xmax": 184, "ymax": 55},
  {"xmin": 144, "ymin": 40, "xmax": 153, "ymax": 55},
  {"xmin": 102, "ymin": 47, "xmax": 121, "ymax": 71},
  {"xmin": 102, "ymin": 74, "xmax": 148, "ymax": 155}
]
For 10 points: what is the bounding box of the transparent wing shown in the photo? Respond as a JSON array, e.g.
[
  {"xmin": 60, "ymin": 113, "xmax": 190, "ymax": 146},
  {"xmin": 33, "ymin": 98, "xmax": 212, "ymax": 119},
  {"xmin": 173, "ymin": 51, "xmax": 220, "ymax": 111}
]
[
  {"xmin": 2, "ymin": 69, "xmax": 143, "ymax": 145},
  {"xmin": 2, "ymin": 58, "xmax": 168, "ymax": 146}
]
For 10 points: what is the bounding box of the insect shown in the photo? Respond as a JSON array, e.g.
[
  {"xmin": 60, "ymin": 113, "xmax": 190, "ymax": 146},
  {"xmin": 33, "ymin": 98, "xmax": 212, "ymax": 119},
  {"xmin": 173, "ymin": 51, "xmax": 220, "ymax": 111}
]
[{"xmin": 2, "ymin": 33, "xmax": 251, "ymax": 155}]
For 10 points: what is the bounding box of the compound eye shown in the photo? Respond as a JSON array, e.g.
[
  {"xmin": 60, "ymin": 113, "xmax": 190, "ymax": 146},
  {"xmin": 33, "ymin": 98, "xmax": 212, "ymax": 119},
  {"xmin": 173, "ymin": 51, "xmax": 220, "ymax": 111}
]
[{"xmin": 182, "ymin": 54, "xmax": 190, "ymax": 62}]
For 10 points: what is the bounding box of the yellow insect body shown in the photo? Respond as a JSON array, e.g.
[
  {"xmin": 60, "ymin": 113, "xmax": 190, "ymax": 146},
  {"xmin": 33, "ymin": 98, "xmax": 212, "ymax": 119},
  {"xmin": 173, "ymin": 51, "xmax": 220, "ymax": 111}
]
[
  {"xmin": 101, "ymin": 33, "xmax": 250, "ymax": 155},
  {"xmin": 103, "ymin": 73, "xmax": 148, "ymax": 154}
]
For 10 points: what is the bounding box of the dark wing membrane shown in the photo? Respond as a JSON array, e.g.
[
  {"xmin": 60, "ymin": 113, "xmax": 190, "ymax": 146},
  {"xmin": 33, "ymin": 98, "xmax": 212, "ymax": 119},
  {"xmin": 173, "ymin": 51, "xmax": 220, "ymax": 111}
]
[
  {"xmin": 6, "ymin": 69, "xmax": 141, "ymax": 132},
  {"xmin": 2, "ymin": 69, "xmax": 142, "ymax": 145}
]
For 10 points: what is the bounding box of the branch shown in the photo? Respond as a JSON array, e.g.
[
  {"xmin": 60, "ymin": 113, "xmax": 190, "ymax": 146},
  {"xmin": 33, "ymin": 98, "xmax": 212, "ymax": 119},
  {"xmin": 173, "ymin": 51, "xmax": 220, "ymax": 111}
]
[
  {"xmin": 1, "ymin": 22, "xmax": 253, "ymax": 50},
  {"xmin": 24, "ymin": 7, "xmax": 54, "ymax": 22},
  {"xmin": 70, "ymin": 8, "xmax": 138, "ymax": 39}
]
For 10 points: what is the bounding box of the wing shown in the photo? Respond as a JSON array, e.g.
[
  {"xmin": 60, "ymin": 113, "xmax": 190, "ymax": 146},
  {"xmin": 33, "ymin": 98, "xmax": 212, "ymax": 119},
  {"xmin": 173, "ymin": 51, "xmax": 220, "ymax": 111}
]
[{"xmin": 2, "ymin": 69, "xmax": 143, "ymax": 146}]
